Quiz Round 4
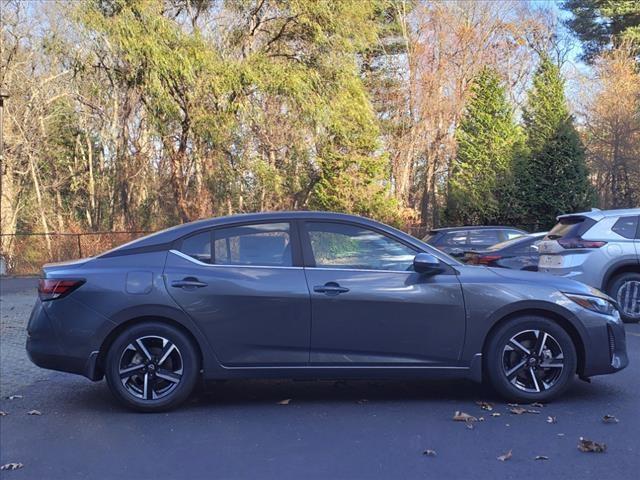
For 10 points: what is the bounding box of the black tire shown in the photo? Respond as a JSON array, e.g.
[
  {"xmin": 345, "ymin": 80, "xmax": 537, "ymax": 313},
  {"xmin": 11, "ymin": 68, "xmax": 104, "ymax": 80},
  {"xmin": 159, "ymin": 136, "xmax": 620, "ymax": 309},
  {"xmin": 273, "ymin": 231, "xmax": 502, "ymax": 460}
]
[
  {"xmin": 485, "ymin": 316, "xmax": 577, "ymax": 403},
  {"xmin": 607, "ymin": 273, "xmax": 640, "ymax": 324},
  {"xmin": 105, "ymin": 322, "xmax": 200, "ymax": 412}
]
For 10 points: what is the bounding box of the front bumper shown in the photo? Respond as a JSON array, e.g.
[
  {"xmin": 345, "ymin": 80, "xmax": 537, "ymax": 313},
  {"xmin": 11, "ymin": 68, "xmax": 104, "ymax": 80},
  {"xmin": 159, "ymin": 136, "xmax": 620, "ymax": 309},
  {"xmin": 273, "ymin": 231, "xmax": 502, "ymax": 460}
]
[{"xmin": 580, "ymin": 313, "xmax": 628, "ymax": 377}]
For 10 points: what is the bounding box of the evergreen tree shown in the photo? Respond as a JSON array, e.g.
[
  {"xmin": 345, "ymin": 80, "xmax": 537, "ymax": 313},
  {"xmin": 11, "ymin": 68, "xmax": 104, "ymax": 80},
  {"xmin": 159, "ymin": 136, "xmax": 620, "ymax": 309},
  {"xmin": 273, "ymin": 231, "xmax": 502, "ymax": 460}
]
[
  {"xmin": 515, "ymin": 56, "xmax": 595, "ymax": 229},
  {"xmin": 563, "ymin": 0, "xmax": 640, "ymax": 63},
  {"xmin": 446, "ymin": 67, "xmax": 522, "ymax": 225}
]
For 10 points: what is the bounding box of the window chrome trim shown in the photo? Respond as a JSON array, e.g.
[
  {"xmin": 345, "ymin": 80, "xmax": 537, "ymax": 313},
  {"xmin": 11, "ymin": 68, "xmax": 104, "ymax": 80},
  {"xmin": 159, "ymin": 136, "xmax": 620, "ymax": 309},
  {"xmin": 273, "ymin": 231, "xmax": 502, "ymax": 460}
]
[
  {"xmin": 169, "ymin": 249, "xmax": 302, "ymax": 270},
  {"xmin": 305, "ymin": 266, "xmax": 415, "ymax": 274}
]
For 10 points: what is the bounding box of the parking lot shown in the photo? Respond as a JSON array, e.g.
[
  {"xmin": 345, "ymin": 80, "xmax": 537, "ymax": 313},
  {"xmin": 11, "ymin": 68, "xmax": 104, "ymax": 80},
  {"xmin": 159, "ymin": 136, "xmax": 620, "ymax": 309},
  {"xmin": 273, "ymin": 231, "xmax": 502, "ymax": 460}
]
[{"xmin": 1, "ymin": 277, "xmax": 639, "ymax": 480}]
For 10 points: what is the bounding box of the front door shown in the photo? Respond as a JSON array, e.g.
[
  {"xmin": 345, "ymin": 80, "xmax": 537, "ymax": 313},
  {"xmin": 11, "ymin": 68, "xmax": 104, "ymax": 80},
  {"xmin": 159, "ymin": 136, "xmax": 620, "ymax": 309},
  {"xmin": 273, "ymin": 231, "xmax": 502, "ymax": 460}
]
[
  {"xmin": 164, "ymin": 222, "xmax": 310, "ymax": 366},
  {"xmin": 301, "ymin": 221, "xmax": 466, "ymax": 366}
]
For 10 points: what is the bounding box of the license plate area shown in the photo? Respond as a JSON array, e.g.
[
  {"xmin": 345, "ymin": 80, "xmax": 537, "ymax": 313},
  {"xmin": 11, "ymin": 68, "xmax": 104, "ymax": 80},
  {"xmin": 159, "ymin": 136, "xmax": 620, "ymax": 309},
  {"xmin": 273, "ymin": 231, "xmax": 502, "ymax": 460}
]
[{"xmin": 539, "ymin": 255, "xmax": 564, "ymax": 268}]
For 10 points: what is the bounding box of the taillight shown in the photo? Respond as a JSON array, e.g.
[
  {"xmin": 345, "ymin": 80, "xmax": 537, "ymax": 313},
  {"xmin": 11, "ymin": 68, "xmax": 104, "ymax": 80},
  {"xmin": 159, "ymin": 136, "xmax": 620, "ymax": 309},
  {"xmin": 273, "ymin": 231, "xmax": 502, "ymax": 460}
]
[
  {"xmin": 38, "ymin": 279, "xmax": 85, "ymax": 301},
  {"xmin": 477, "ymin": 255, "xmax": 502, "ymax": 265},
  {"xmin": 558, "ymin": 237, "xmax": 607, "ymax": 249}
]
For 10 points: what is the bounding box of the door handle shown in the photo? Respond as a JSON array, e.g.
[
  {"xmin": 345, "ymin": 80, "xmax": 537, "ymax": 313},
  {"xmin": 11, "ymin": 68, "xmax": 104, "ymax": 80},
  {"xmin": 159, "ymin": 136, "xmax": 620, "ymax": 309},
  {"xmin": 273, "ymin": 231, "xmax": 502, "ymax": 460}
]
[
  {"xmin": 314, "ymin": 282, "xmax": 349, "ymax": 295},
  {"xmin": 171, "ymin": 278, "xmax": 208, "ymax": 289}
]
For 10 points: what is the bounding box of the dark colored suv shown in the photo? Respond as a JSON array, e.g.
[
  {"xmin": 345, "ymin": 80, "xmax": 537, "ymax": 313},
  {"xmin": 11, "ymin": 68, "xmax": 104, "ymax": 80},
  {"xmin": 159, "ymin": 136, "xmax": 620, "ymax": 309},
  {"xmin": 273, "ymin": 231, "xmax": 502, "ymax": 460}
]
[{"xmin": 424, "ymin": 226, "xmax": 527, "ymax": 258}]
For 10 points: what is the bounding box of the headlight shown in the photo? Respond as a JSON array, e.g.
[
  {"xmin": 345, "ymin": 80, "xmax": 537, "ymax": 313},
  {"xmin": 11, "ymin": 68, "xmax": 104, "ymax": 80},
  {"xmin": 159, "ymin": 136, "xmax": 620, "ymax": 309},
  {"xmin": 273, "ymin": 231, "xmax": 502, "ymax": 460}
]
[{"xmin": 564, "ymin": 293, "xmax": 618, "ymax": 317}]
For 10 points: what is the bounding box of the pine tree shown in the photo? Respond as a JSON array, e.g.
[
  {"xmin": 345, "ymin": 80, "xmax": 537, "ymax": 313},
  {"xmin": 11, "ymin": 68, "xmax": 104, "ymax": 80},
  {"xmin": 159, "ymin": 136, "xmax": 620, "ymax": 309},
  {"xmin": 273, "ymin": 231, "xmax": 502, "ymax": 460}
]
[
  {"xmin": 515, "ymin": 55, "xmax": 595, "ymax": 229},
  {"xmin": 446, "ymin": 67, "xmax": 522, "ymax": 225}
]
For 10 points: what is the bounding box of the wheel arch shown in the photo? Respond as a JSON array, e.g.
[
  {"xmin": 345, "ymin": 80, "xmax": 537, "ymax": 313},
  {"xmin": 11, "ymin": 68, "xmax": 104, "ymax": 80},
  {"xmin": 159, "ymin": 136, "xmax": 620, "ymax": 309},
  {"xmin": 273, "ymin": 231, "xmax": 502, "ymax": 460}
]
[
  {"xmin": 602, "ymin": 261, "xmax": 640, "ymax": 292},
  {"xmin": 481, "ymin": 308, "xmax": 586, "ymax": 377},
  {"xmin": 94, "ymin": 305, "xmax": 221, "ymax": 379}
]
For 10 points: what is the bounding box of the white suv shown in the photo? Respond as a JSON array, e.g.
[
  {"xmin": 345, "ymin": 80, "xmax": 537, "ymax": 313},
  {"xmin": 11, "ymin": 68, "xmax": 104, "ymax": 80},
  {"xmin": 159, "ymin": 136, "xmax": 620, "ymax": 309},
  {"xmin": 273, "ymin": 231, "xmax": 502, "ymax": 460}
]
[{"xmin": 538, "ymin": 208, "xmax": 640, "ymax": 323}]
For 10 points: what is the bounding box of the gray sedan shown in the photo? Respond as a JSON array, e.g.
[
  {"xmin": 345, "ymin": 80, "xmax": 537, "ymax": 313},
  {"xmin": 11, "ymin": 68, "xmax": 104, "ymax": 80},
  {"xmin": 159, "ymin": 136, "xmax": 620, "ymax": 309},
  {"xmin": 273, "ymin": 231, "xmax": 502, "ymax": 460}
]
[{"xmin": 26, "ymin": 212, "xmax": 628, "ymax": 411}]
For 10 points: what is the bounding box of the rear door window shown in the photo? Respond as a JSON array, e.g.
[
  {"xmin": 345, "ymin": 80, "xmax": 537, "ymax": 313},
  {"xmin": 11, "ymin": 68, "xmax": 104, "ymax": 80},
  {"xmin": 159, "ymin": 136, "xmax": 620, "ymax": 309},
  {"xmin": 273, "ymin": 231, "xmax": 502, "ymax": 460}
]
[
  {"xmin": 179, "ymin": 231, "xmax": 212, "ymax": 263},
  {"xmin": 468, "ymin": 229, "xmax": 501, "ymax": 246},
  {"xmin": 612, "ymin": 216, "xmax": 638, "ymax": 240},
  {"xmin": 213, "ymin": 223, "xmax": 292, "ymax": 266},
  {"xmin": 438, "ymin": 231, "xmax": 467, "ymax": 246}
]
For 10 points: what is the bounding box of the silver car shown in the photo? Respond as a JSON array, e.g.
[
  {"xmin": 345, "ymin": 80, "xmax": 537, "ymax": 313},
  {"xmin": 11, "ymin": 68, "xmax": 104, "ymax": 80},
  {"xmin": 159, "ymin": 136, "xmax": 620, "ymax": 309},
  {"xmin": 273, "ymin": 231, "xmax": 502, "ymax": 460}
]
[{"xmin": 538, "ymin": 208, "xmax": 640, "ymax": 323}]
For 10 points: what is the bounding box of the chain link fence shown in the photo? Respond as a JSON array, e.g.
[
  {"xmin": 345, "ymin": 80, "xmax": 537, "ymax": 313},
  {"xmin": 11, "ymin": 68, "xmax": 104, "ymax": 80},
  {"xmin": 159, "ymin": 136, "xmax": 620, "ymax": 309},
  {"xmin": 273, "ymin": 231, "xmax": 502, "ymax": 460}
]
[
  {"xmin": 0, "ymin": 231, "xmax": 152, "ymax": 276},
  {"xmin": 0, "ymin": 223, "xmax": 542, "ymax": 276}
]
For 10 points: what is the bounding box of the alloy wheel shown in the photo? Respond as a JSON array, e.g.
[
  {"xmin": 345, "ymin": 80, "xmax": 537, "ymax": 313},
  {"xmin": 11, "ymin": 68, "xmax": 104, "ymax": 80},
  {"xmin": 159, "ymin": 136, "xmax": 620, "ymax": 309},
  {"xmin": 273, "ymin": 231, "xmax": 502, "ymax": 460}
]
[
  {"xmin": 118, "ymin": 335, "xmax": 184, "ymax": 401},
  {"xmin": 617, "ymin": 280, "xmax": 640, "ymax": 321},
  {"xmin": 501, "ymin": 329, "xmax": 564, "ymax": 393}
]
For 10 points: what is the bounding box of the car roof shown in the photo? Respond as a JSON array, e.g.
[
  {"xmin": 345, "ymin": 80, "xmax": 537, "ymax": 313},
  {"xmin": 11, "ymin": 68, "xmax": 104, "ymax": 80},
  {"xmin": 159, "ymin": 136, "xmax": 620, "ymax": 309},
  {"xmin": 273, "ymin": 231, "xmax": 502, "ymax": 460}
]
[
  {"xmin": 429, "ymin": 226, "xmax": 526, "ymax": 233},
  {"xmin": 558, "ymin": 208, "xmax": 640, "ymax": 221},
  {"xmin": 100, "ymin": 211, "xmax": 438, "ymax": 258}
]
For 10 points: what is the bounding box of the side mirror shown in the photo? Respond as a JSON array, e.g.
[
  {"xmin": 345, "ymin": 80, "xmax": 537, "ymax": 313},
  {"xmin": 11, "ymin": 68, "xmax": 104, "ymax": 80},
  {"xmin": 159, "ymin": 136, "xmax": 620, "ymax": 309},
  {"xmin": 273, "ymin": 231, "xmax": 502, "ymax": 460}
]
[{"xmin": 413, "ymin": 253, "xmax": 442, "ymax": 275}]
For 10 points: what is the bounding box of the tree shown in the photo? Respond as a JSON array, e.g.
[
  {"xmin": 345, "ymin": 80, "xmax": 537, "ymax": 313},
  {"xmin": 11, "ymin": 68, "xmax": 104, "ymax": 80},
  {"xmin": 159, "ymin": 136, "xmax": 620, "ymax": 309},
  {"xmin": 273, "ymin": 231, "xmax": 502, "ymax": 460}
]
[
  {"xmin": 445, "ymin": 68, "xmax": 522, "ymax": 225},
  {"xmin": 515, "ymin": 55, "xmax": 595, "ymax": 229},
  {"xmin": 563, "ymin": 0, "xmax": 640, "ymax": 62},
  {"xmin": 582, "ymin": 42, "xmax": 640, "ymax": 208}
]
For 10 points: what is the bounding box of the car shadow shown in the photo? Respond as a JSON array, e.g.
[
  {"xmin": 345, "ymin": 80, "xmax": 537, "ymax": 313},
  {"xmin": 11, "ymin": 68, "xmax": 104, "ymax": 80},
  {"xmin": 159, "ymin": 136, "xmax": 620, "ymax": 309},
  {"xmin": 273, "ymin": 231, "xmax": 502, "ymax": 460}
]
[{"xmin": 49, "ymin": 375, "xmax": 626, "ymax": 414}]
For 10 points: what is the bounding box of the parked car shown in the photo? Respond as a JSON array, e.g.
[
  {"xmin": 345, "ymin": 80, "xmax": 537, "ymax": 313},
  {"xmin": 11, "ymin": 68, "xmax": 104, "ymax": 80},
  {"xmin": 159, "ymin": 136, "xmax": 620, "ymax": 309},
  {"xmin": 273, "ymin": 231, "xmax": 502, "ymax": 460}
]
[
  {"xmin": 538, "ymin": 208, "xmax": 640, "ymax": 323},
  {"xmin": 424, "ymin": 226, "xmax": 526, "ymax": 258},
  {"xmin": 464, "ymin": 232, "xmax": 547, "ymax": 270},
  {"xmin": 27, "ymin": 212, "xmax": 627, "ymax": 411}
]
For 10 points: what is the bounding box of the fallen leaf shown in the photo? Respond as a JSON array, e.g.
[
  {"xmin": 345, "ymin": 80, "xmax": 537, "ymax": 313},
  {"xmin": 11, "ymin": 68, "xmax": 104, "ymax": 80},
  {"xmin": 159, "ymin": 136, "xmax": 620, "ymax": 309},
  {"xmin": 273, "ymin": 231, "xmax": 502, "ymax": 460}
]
[
  {"xmin": 497, "ymin": 450, "xmax": 512, "ymax": 462},
  {"xmin": 491, "ymin": 412, "xmax": 501, "ymax": 417},
  {"xmin": 577, "ymin": 437, "xmax": 607, "ymax": 453},
  {"xmin": 557, "ymin": 433, "xmax": 565, "ymax": 437},
  {"xmin": 465, "ymin": 422, "xmax": 474, "ymax": 430},
  {"xmin": 453, "ymin": 411, "xmax": 477, "ymax": 422},
  {"xmin": 546, "ymin": 416, "xmax": 557, "ymax": 424},
  {"xmin": 276, "ymin": 399, "xmax": 292, "ymax": 405},
  {"xmin": 27, "ymin": 410, "xmax": 42, "ymax": 416},
  {"xmin": 6, "ymin": 395, "xmax": 22, "ymax": 400},
  {"xmin": 422, "ymin": 449, "xmax": 437, "ymax": 457},
  {"xmin": 475, "ymin": 401, "xmax": 494, "ymax": 411},
  {"xmin": 531, "ymin": 402, "xmax": 545, "ymax": 408},
  {"xmin": 534, "ymin": 455, "xmax": 549, "ymax": 461},
  {"xmin": 478, "ymin": 416, "xmax": 485, "ymax": 422},
  {"xmin": 602, "ymin": 415, "xmax": 619, "ymax": 424},
  {"xmin": 0, "ymin": 411, "xmax": 7, "ymax": 416},
  {"xmin": 356, "ymin": 399, "xmax": 368, "ymax": 405},
  {"xmin": 510, "ymin": 407, "xmax": 540, "ymax": 415},
  {"xmin": 0, "ymin": 463, "xmax": 23, "ymax": 471}
]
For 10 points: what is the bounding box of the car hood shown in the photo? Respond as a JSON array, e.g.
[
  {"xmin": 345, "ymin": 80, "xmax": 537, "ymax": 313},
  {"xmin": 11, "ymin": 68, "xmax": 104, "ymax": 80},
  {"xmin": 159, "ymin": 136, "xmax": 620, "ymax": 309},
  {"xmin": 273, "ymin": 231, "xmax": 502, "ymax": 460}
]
[{"xmin": 487, "ymin": 267, "xmax": 609, "ymax": 299}]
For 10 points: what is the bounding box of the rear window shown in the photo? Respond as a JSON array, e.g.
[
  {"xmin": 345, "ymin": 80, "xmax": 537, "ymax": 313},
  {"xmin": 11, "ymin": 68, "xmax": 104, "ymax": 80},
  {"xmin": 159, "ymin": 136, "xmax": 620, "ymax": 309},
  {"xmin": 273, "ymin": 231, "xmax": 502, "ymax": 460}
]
[
  {"xmin": 612, "ymin": 216, "xmax": 638, "ymax": 239},
  {"xmin": 546, "ymin": 217, "xmax": 595, "ymax": 240}
]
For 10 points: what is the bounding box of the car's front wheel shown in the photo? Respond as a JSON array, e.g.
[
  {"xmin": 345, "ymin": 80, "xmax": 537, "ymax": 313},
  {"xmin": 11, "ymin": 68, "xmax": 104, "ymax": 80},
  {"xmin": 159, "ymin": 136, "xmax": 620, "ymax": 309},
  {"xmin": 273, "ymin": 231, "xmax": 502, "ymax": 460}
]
[
  {"xmin": 608, "ymin": 273, "xmax": 640, "ymax": 323},
  {"xmin": 485, "ymin": 316, "xmax": 577, "ymax": 403},
  {"xmin": 105, "ymin": 322, "xmax": 200, "ymax": 412}
]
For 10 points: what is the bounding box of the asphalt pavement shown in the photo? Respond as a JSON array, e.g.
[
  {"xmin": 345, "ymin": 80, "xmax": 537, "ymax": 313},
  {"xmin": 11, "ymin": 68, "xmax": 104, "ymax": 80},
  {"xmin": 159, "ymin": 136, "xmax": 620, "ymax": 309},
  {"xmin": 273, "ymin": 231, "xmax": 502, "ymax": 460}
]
[{"xmin": 1, "ymin": 278, "xmax": 639, "ymax": 479}]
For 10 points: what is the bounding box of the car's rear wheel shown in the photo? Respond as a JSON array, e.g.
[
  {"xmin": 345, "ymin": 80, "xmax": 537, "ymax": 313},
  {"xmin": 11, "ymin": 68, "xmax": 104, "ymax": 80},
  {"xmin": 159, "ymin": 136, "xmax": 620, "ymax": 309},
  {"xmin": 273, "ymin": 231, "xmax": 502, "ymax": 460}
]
[
  {"xmin": 608, "ymin": 273, "xmax": 640, "ymax": 323},
  {"xmin": 105, "ymin": 322, "xmax": 199, "ymax": 412},
  {"xmin": 485, "ymin": 316, "xmax": 577, "ymax": 403}
]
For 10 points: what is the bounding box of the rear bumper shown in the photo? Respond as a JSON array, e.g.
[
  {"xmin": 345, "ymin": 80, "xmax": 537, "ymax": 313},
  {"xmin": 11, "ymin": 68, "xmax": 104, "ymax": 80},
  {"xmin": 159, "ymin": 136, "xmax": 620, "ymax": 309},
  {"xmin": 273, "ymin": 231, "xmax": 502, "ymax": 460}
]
[{"xmin": 26, "ymin": 299, "xmax": 104, "ymax": 381}]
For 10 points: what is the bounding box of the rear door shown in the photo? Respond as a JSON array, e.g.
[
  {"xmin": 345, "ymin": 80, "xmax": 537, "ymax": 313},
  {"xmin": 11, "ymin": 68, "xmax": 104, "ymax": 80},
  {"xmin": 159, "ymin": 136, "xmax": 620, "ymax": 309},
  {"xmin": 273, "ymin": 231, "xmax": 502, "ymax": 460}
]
[
  {"xmin": 164, "ymin": 221, "xmax": 311, "ymax": 366},
  {"xmin": 301, "ymin": 221, "xmax": 466, "ymax": 366}
]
